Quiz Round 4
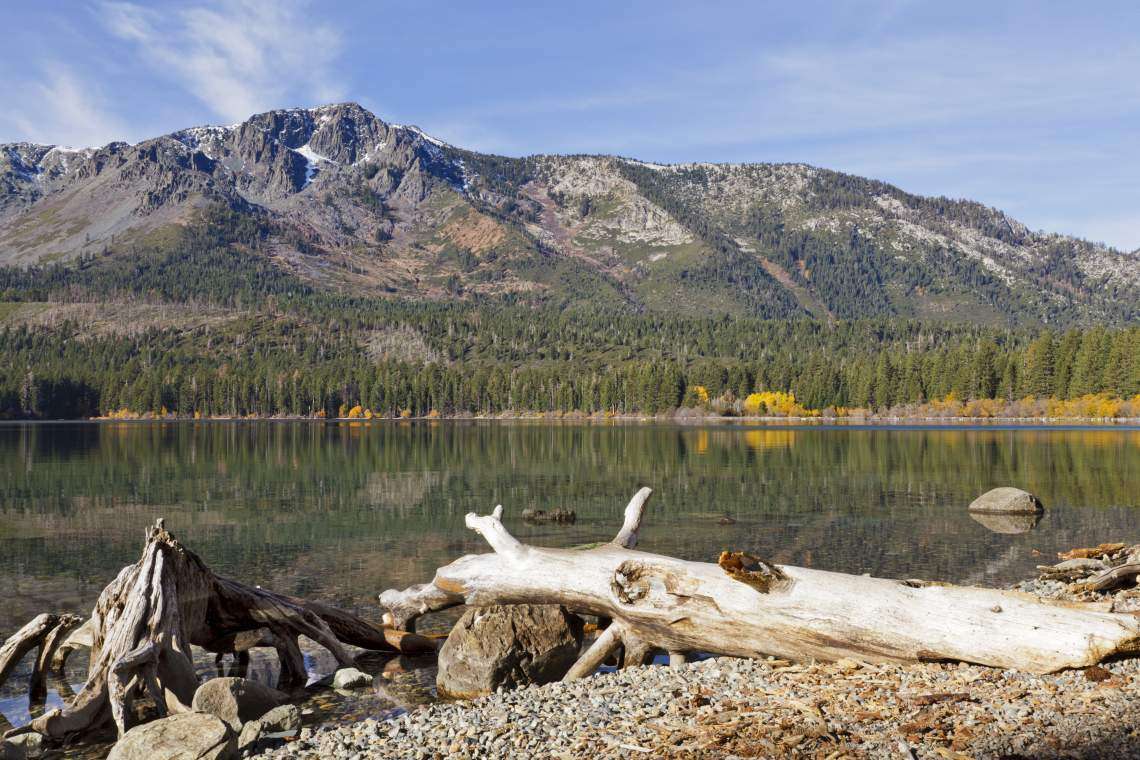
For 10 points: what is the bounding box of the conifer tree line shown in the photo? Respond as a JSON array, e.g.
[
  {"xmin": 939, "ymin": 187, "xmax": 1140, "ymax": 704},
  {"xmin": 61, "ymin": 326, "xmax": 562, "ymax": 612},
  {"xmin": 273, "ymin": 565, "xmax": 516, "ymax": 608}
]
[
  {"xmin": 0, "ymin": 319, "xmax": 1135, "ymax": 419},
  {"xmin": 0, "ymin": 206, "xmax": 1136, "ymax": 419}
]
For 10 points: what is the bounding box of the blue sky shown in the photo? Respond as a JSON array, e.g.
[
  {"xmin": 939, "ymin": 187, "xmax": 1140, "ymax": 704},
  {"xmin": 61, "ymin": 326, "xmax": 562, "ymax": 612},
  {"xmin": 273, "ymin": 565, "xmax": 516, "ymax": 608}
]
[{"xmin": 2, "ymin": 1, "xmax": 1138, "ymax": 250}]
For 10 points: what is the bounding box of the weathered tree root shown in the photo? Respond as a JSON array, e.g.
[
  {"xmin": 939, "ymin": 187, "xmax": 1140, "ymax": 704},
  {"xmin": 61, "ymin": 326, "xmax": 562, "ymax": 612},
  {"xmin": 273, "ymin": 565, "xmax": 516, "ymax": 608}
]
[
  {"xmin": 381, "ymin": 487, "xmax": 1140, "ymax": 680},
  {"xmin": 0, "ymin": 613, "xmax": 84, "ymax": 707},
  {"xmin": 1, "ymin": 520, "xmax": 427, "ymax": 744}
]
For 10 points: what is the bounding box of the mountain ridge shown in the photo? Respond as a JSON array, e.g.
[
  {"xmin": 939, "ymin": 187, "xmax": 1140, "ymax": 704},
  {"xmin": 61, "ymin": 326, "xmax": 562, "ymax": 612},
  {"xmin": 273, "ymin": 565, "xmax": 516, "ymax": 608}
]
[{"xmin": 2, "ymin": 102, "xmax": 1137, "ymax": 326}]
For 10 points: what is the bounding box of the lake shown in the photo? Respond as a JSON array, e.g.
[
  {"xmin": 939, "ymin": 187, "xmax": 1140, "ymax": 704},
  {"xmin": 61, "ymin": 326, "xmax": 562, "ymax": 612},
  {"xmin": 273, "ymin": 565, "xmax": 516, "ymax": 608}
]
[{"xmin": 1, "ymin": 421, "xmax": 1138, "ymax": 737}]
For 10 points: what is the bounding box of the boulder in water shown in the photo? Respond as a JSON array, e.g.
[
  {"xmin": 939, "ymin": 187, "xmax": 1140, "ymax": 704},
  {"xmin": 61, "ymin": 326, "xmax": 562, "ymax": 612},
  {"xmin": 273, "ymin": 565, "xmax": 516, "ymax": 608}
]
[{"xmin": 968, "ymin": 487, "xmax": 1044, "ymax": 515}]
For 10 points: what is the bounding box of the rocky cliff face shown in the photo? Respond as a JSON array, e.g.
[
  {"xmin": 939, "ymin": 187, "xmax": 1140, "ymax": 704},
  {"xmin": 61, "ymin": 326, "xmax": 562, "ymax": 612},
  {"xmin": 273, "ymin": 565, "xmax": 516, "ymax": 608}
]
[{"xmin": 1, "ymin": 103, "xmax": 1136, "ymax": 324}]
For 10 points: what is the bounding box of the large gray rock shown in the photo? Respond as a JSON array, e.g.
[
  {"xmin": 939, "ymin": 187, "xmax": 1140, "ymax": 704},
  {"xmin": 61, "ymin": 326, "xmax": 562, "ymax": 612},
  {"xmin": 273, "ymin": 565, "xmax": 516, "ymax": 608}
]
[
  {"xmin": 436, "ymin": 604, "xmax": 584, "ymax": 699},
  {"xmin": 968, "ymin": 487, "xmax": 1044, "ymax": 515},
  {"xmin": 107, "ymin": 713, "xmax": 235, "ymax": 760},
  {"xmin": 191, "ymin": 677, "xmax": 288, "ymax": 730}
]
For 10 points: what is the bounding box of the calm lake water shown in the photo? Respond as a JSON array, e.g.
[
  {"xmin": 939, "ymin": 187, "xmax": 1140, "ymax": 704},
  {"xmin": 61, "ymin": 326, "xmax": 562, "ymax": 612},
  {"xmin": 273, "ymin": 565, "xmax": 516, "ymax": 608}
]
[{"xmin": 1, "ymin": 421, "xmax": 1138, "ymax": 737}]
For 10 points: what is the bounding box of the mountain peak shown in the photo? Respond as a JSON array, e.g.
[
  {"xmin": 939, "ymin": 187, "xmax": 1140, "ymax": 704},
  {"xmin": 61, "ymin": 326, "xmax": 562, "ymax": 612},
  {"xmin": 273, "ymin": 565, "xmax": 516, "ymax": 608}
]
[{"xmin": 2, "ymin": 102, "xmax": 1137, "ymax": 325}]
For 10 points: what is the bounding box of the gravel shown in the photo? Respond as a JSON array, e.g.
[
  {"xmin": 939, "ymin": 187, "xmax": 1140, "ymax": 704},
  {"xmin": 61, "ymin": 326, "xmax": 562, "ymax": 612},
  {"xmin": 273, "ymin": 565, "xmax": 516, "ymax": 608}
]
[{"xmin": 258, "ymin": 653, "xmax": 1140, "ymax": 759}]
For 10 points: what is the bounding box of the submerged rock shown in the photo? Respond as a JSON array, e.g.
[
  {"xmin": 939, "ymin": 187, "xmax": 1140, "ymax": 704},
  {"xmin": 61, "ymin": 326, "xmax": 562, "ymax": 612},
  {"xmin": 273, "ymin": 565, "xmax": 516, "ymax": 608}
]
[
  {"xmin": 191, "ymin": 677, "xmax": 288, "ymax": 730},
  {"xmin": 521, "ymin": 508, "xmax": 576, "ymax": 524},
  {"xmin": 968, "ymin": 487, "xmax": 1044, "ymax": 515},
  {"xmin": 107, "ymin": 713, "xmax": 235, "ymax": 760},
  {"xmin": 436, "ymin": 604, "xmax": 584, "ymax": 699}
]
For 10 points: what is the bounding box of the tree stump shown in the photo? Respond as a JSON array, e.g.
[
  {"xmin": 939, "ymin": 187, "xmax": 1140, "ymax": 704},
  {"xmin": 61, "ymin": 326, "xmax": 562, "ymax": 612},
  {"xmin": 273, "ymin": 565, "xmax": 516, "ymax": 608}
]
[{"xmin": 1, "ymin": 519, "xmax": 428, "ymax": 744}]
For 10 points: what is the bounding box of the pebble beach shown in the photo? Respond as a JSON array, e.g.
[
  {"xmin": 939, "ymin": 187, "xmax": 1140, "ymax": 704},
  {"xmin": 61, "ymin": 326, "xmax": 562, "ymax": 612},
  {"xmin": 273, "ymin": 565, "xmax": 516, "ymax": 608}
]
[{"xmin": 261, "ymin": 653, "xmax": 1140, "ymax": 759}]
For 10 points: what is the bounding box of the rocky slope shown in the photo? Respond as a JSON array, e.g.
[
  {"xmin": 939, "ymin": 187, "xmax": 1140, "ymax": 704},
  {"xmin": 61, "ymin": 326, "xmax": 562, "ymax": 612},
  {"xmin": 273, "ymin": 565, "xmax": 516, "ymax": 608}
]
[{"xmin": 2, "ymin": 103, "xmax": 1136, "ymax": 324}]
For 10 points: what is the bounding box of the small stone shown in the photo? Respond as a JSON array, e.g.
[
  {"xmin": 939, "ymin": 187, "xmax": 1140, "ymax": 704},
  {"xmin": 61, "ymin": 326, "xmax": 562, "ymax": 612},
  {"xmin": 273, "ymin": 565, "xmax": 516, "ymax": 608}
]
[
  {"xmin": 1084, "ymin": 665, "xmax": 1112, "ymax": 682},
  {"xmin": 333, "ymin": 668, "xmax": 374, "ymax": 689},
  {"xmin": 237, "ymin": 720, "xmax": 262, "ymax": 751},
  {"xmin": 259, "ymin": 704, "xmax": 302, "ymax": 734}
]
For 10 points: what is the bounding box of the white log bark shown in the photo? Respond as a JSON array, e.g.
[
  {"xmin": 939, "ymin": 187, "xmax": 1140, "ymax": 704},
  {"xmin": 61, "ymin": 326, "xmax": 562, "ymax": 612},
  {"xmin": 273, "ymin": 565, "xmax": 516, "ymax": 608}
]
[
  {"xmin": 381, "ymin": 489, "xmax": 1140, "ymax": 675},
  {"xmin": 564, "ymin": 623, "xmax": 623, "ymax": 680},
  {"xmin": 613, "ymin": 487, "xmax": 654, "ymax": 549}
]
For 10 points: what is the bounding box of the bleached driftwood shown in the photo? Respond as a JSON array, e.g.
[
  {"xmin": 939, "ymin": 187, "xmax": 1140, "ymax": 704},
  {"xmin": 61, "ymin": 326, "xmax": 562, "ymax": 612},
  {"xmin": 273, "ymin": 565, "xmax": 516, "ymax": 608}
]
[
  {"xmin": 1, "ymin": 520, "xmax": 433, "ymax": 744},
  {"xmin": 381, "ymin": 488, "xmax": 1140, "ymax": 678}
]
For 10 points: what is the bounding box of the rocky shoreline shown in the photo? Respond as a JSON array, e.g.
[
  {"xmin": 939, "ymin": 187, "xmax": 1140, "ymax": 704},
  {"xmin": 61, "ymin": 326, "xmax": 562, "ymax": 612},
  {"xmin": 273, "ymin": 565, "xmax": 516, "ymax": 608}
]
[
  {"xmin": 81, "ymin": 412, "xmax": 1140, "ymax": 424},
  {"xmin": 259, "ymin": 654, "xmax": 1140, "ymax": 759},
  {"xmin": 5, "ymin": 532, "xmax": 1137, "ymax": 759}
]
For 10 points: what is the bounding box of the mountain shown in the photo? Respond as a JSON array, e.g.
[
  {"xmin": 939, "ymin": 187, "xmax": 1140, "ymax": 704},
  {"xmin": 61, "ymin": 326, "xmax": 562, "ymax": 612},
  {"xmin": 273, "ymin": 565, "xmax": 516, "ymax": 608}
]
[{"xmin": 2, "ymin": 102, "xmax": 1137, "ymax": 325}]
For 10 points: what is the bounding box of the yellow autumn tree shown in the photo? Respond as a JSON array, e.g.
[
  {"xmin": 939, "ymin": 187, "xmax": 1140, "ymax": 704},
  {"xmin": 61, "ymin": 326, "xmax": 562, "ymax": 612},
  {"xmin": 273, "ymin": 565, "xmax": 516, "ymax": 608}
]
[{"xmin": 743, "ymin": 390, "xmax": 799, "ymax": 416}]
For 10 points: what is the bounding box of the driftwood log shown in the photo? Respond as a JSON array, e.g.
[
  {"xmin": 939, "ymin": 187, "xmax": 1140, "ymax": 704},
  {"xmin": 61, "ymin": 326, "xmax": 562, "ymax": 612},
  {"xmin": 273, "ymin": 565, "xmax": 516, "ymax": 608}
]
[
  {"xmin": 0, "ymin": 520, "xmax": 432, "ymax": 744},
  {"xmin": 381, "ymin": 488, "xmax": 1140, "ymax": 677}
]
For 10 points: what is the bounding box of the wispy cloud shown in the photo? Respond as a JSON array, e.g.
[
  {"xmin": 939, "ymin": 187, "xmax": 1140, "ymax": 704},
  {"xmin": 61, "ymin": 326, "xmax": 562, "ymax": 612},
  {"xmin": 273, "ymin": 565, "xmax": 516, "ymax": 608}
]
[
  {"xmin": 0, "ymin": 63, "xmax": 128, "ymax": 146},
  {"xmin": 424, "ymin": 27, "xmax": 1139, "ymax": 249},
  {"xmin": 752, "ymin": 35, "xmax": 1140, "ymax": 138},
  {"xmin": 100, "ymin": 0, "xmax": 345, "ymax": 124},
  {"xmin": 471, "ymin": 32, "xmax": 1140, "ymax": 152}
]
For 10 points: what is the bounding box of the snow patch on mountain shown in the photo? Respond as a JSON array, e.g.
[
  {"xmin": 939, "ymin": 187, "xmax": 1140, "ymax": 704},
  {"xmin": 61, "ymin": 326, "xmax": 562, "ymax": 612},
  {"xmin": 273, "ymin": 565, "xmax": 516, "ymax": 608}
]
[
  {"xmin": 352, "ymin": 142, "xmax": 387, "ymax": 166},
  {"xmin": 40, "ymin": 146, "xmax": 93, "ymax": 175},
  {"xmin": 629, "ymin": 160, "xmax": 670, "ymax": 171},
  {"xmin": 293, "ymin": 143, "xmax": 337, "ymax": 187},
  {"xmin": 395, "ymin": 125, "xmax": 450, "ymax": 149},
  {"xmin": 173, "ymin": 125, "xmax": 236, "ymax": 160}
]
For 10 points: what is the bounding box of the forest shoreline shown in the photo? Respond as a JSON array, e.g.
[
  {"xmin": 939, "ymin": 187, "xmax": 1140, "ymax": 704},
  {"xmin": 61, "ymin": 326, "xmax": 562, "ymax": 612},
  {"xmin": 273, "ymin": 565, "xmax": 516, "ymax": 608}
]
[{"xmin": 11, "ymin": 412, "xmax": 1139, "ymax": 425}]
